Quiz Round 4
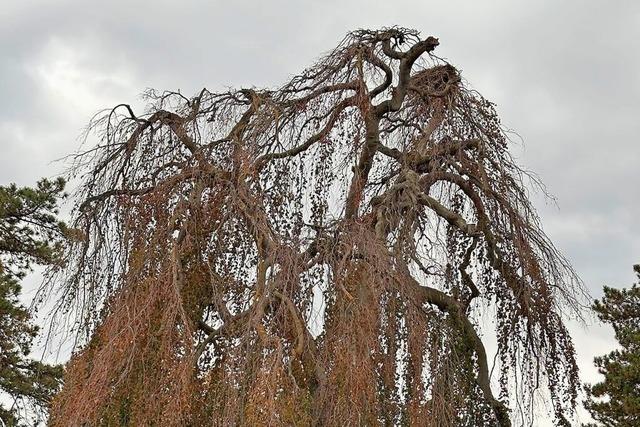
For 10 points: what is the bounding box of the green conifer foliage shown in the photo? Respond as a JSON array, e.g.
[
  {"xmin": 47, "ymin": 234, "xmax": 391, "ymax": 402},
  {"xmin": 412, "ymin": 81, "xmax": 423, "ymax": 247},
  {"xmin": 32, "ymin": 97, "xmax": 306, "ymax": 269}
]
[
  {"xmin": 0, "ymin": 178, "xmax": 65, "ymax": 426},
  {"xmin": 584, "ymin": 265, "xmax": 640, "ymax": 426}
]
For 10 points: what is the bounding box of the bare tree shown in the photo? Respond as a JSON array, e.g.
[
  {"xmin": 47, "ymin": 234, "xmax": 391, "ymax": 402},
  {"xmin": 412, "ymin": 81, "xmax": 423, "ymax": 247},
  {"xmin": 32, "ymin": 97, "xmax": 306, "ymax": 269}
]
[{"xmin": 44, "ymin": 28, "xmax": 586, "ymax": 426}]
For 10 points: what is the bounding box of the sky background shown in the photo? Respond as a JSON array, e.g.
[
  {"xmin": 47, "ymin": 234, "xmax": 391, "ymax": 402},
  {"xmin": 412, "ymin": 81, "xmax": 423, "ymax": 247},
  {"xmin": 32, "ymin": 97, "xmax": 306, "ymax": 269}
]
[{"xmin": 1, "ymin": 1, "xmax": 639, "ymax": 425}]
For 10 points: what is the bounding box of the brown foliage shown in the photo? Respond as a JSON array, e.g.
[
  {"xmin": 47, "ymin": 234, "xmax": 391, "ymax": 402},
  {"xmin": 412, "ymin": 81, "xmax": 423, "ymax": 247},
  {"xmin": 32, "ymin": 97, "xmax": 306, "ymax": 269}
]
[{"xmin": 44, "ymin": 27, "xmax": 586, "ymax": 426}]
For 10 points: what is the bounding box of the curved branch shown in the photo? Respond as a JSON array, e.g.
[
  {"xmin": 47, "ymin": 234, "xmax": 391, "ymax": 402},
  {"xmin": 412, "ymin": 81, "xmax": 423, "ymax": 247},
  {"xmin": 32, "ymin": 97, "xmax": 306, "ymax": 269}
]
[
  {"xmin": 254, "ymin": 96, "xmax": 357, "ymax": 168},
  {"xmin": 417, "ymin": 193, "xmax": 481, "ymax": 237},
  {"xmin": 375, "ymin": 36, "xmax": 440, "ymax": 117},
  {"xmin": 365, "ymin": 49, "xmax": 394, "ymax": 98},
  {"xmin": 395, "ymin": 266, "xmax": 511, "ymax": 426}
]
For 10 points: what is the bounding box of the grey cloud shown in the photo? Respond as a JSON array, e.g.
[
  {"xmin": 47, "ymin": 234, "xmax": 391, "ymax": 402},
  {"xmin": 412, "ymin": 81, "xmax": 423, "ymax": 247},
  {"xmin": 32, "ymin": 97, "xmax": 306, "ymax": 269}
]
[{"xmin": 1, "ymin": 1, "xmax": 638, "ymax": 424}]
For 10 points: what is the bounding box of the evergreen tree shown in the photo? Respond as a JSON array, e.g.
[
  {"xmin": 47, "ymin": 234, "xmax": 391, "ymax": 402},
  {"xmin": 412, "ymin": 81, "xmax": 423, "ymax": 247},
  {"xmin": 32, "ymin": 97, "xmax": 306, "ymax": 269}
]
[
  {"xmin": 0, "ymin": 178, "xmax": 66, "ymax": 426},
  {"xmin": 584, "ymin": 265, "xmax": 640, "ymax": 426}
]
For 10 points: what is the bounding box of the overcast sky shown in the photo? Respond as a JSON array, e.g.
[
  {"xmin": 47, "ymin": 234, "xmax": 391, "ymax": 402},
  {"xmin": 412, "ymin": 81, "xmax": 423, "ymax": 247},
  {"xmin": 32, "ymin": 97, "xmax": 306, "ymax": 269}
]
[{"xmin": 2, "ymin": 1, "xmax": 639, "ymax": 425}]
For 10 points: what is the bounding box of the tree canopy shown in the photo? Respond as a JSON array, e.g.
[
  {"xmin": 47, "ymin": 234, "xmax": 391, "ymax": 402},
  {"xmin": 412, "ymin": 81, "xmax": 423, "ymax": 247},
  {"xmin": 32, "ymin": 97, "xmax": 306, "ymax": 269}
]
[
  {"xmin": 45, "ymin": 27, "xmax": 587, "ymax": 426},
  {"xmin": 584, "ymin": 265, "xmax": 640, "ymax": 426},
  {"xmin": 0, "ymin": 178, "xmax": 65, "ymax": 426}
]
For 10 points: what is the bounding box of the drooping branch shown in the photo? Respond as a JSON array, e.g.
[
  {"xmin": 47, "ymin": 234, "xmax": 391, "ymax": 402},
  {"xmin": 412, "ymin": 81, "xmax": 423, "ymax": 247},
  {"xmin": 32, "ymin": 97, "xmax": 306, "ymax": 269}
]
[
  {"xmin": 45, "ymin": 27, "xmax": 585, "ymax": 427},
  {"xmin": 396, "ymin": 264, "xmax": 511, "ymax": 426}
]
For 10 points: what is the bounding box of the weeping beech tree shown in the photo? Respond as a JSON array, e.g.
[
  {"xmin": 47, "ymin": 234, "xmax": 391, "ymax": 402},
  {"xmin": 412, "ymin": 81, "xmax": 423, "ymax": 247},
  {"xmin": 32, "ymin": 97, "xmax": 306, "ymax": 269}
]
[{"xmin": 44, "ymin": 28, "xmax": 586, "ymax": 426}]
